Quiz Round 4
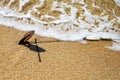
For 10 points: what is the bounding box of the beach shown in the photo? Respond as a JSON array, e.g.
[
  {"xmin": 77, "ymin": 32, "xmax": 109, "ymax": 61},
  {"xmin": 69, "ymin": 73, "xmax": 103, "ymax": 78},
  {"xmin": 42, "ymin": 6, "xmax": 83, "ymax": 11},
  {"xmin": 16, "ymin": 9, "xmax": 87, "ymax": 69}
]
[{"xmin": 0, "ymin": 25, "xmax": 120, "ymax": 80}]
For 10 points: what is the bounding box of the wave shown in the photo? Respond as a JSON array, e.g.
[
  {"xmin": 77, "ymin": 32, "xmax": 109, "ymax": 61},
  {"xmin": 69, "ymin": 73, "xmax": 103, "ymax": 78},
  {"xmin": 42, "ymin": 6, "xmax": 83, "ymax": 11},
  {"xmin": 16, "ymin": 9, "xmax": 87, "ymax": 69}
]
[{"xmin": 0, "ymin": 0, "xmax": 120, "ymax": 51}]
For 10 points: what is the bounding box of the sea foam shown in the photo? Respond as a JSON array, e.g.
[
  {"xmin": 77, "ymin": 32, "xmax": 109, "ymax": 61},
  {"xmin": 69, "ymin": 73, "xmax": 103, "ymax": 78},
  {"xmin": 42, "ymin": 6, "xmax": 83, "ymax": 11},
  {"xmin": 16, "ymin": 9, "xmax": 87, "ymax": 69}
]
[
  {"xmin": 114, "ymin": 0, "xmax": 120, "ymax": 7},
  {"xmin": 0, "ymin": 0, "xmax": 120, "ymax": 51}
]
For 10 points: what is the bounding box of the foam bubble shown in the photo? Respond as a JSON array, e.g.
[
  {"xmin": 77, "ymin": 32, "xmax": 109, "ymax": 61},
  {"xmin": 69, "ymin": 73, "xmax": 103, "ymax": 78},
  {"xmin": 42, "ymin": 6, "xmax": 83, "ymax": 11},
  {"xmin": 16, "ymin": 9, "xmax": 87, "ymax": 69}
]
[
  {"xmin": 106, "ymin": 42, "xmax": 120, "ymax": 52},
  {"xmin": 114, "ymin": 0, "xmax": 120, "ymax": 7}
]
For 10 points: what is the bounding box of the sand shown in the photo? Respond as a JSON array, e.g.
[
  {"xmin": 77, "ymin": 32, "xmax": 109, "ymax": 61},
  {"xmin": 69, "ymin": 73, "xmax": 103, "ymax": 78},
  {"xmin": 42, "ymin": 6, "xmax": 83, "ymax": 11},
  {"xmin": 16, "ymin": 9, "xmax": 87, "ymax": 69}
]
[{"xmin": 0, "ymin": 25, "xmax": 120, "ymax": 80}]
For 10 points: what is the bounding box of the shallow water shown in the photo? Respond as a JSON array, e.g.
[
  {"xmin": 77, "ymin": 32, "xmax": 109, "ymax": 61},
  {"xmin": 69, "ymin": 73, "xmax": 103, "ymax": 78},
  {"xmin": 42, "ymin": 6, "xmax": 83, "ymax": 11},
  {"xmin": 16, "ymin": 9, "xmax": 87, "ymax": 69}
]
[{"xmin": 0, "ymin": 0, "xmax": 120, "ymax": 51}]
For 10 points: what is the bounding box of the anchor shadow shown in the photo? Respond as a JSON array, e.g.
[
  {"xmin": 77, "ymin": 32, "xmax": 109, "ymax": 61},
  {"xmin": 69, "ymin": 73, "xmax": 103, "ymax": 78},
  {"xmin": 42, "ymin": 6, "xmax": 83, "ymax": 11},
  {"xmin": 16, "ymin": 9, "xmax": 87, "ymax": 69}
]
[
  {"xmin": 19, "ymin": 42, "xmax": 46, "ymax": 53},
  {"xmin": 19, "ymin": 41, "xmax": 46, "ymax": 62},
  {"xmin": 25, "ymin": 43, "xmax": 45, "ymax": 53}
]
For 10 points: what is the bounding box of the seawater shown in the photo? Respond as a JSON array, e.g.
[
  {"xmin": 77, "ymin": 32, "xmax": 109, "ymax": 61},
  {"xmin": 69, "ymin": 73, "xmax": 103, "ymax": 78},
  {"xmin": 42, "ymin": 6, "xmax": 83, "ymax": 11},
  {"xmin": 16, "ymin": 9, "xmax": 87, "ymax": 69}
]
[{"xmin": 0, "ymin": 0, "xmax": 120, "ymax": 51}]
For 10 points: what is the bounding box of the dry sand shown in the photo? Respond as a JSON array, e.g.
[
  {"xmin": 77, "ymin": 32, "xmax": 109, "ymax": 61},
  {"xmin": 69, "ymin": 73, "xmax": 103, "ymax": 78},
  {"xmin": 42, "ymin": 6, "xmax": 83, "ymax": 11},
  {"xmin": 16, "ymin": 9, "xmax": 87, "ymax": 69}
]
[{"xmin": 0, "ymin": 25, "xmax": 120, "ymax": 80}]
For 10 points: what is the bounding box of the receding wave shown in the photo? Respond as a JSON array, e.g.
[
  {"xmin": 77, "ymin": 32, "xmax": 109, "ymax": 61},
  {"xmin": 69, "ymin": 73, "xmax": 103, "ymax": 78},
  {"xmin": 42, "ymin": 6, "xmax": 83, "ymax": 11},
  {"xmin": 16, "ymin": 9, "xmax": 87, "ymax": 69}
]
[{"xmin": 0, "ymin": 0, "xmax": 120, "ymax": 51}]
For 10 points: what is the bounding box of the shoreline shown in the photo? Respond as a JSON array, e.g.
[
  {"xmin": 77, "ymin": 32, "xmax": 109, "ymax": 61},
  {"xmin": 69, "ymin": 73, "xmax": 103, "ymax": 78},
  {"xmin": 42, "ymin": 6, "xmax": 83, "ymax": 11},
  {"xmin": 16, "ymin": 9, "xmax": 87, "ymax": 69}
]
[{"xmin": 0, "ymin": 25, "xmax": 120, "ymax": 80}]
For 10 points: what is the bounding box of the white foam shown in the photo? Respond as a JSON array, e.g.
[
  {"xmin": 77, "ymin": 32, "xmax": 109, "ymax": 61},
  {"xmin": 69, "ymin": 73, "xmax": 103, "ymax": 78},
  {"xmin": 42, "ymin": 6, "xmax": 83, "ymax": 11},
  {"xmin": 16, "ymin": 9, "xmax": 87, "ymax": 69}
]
[
  {"xmin": 71, "ymin": 0, "xmax": 85, "ymax": 5},
  {"xmin": 92, "ymin": 0, "xmax": 100, "ymax": 8},
  {"xmin": 8, "ymin": 0, "xmax": 15, "ymax": 7},
  {"xmin": 106, "ymin": 42, "xmax": 120, "ymax": 52},
  {"xmin": 114, "ymin": 0, "xmax": 120, "ymax": 7},
  {"xmin": 19, "ymin": 0, "xmax": 30, "ymax": 11},
  {"xmin": 0, "ymin": 0, "xmax": 120, "ymax": 51}
]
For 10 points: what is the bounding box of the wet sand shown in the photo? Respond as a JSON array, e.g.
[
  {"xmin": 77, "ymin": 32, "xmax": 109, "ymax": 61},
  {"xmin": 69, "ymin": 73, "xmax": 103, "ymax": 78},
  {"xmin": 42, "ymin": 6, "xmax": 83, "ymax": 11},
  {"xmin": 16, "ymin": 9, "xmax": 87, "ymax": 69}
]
[{"xmin": 0, "ymin": 25, "xmax": 120, "ymax": 80}]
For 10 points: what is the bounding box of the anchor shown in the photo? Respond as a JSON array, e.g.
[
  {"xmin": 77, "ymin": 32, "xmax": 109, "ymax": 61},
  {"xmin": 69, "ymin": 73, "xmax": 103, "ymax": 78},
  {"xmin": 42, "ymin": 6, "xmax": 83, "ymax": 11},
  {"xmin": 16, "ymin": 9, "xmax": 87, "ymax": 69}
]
[{"xmin": 18, "ymin": 30, "xmax": 45, "ymax": 62}]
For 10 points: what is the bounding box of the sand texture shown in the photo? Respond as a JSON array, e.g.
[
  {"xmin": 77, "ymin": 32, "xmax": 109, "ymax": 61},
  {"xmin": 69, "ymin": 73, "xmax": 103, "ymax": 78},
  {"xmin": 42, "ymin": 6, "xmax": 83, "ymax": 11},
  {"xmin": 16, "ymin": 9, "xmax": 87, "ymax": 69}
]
[{"xmin": 0, "ymin": 25, "xmax": 120, "ymax": 80}]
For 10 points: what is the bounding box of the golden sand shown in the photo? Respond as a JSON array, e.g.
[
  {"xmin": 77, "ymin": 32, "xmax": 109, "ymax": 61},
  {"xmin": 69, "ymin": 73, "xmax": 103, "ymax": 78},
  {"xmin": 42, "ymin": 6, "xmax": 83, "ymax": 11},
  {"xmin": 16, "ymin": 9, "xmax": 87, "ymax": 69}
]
[{"xmin": 0, "ymin": 25, "xmax": 120, "ymax": 80}]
